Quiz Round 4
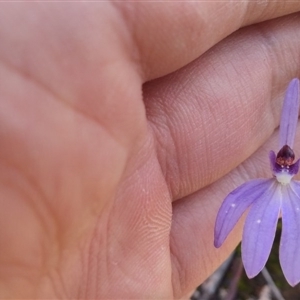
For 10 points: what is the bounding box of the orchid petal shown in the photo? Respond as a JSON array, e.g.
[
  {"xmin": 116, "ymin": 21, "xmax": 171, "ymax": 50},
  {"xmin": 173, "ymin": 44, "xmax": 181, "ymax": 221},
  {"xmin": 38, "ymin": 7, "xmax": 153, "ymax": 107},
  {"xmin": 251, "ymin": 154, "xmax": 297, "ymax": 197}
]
[
  {"xmin": 280, "ymin": 181, "xmax": 300, "ymax": 286},
  {"xmin": 214, "ymin": 179, "xmax": 274, "ymax": 248},
  {"xmin": 290, "ymin": 159, "xmax": 300, "ymax": 175},
  {"xmin": 269, "ymin": 150, "xmax": 276, "ymax": 172},
  {"xmin": 242, "ymin": 182, "xmax": 280, "ymax": 278},
  {"xmin": 279, "ymin": 78, "xmax": 299, "ymax": 148}
]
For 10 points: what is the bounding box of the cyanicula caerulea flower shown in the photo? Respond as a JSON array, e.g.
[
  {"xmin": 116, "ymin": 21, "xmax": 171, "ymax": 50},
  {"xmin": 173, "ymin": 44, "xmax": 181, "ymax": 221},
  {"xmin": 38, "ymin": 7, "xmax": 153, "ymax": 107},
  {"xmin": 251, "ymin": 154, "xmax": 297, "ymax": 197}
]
[{"xmin": 214, "ymin": 78, "xmax": 300, "ymax": 286}]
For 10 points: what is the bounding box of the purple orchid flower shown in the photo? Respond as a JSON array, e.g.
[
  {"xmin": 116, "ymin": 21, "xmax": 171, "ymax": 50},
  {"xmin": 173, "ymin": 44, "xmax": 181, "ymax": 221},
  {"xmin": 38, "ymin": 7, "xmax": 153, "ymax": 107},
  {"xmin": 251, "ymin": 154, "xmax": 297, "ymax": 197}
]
[{"xmin": 214, "ymin": 78, "xmax": 300, "ymax": 286}]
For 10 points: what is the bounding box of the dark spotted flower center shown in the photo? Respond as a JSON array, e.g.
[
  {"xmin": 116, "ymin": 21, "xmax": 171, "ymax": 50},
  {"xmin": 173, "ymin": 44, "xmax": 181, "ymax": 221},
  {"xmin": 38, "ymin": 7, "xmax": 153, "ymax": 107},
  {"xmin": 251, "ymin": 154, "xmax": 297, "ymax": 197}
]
[{"xmin": 276, "ymin": 144, "xmax": 295, "ymax": 167}]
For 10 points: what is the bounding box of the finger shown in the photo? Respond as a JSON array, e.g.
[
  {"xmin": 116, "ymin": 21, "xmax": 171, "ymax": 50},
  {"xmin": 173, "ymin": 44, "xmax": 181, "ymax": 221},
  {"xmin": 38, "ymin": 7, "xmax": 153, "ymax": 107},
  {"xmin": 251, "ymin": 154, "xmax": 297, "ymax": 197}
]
[
  {"xmin": 144, "ymin": 13, "xmax": 300, "ymax": 200},
  {"xmin": 115, "ymin": 1, "xmax": 300, "ymax": 79},
  {"xmin": 1, "ymin": 1, "xmax": 300, "ymax": 124},
  {"xmin": 170, "ymin": 128, "xmax": 278, "ymax": 297},
  {"xmin": 0, "ymin": 3, "xmax": 147, "ymax": 150}
]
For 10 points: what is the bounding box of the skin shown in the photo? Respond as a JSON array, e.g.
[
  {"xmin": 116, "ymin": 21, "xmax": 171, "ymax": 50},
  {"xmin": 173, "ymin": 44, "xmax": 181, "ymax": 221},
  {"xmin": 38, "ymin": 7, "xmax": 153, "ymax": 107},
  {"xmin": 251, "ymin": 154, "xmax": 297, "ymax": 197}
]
[{"xmin": 0, "ymin": 1, "xmax": 300, "ymax": 298}]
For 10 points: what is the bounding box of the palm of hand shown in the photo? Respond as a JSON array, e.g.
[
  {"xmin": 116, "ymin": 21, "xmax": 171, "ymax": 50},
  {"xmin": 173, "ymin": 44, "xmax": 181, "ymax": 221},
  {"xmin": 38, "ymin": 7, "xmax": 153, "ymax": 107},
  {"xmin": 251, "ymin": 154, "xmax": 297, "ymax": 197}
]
[{"xmin": 1, "ymin": 3, "xmax": 300, "ymax": 299}]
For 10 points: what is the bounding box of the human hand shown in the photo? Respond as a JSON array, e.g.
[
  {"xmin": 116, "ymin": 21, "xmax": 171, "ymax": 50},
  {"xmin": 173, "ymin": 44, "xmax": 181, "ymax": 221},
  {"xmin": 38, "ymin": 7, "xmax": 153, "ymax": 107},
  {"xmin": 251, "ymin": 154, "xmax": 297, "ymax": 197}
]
[{"xmin": 1, "ymin": 2, "xmax": 300, "ymax": 298}]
